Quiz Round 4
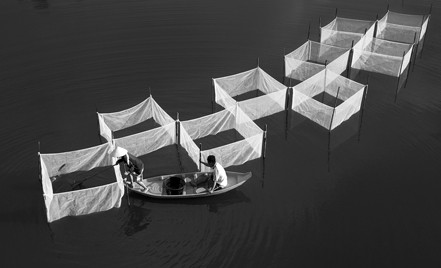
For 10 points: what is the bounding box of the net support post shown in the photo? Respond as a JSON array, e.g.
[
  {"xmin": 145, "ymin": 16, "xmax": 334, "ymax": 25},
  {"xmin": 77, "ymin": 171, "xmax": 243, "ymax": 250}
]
[
  {"xmin": 328, "ymin": 87, "xmax": 340, "ymax": 172},
  {"xmin": 38, "ymin": 141, "xmax": 41, "ymax": 182},
  {"xmin": 175, "ymin": 112, "xmax": 180, "ymax": 145},
  {"xmin": 211, "ymin": 79, "xmax": 215, "ymax": 113},
  {"xmin": 395, "ymin": 51, "xmax": 406, "ymax": 103},
  {"xmin": 346, "ymin": 40, "xmax": 354, "ymax": 79},
  {"xmin": 283, "ymin": 48, "xmax": 286, "ymax": 86},
  {"xmin": 307, "ymin": 22, "xmax": 311, "ymax": 40},
  {"xmin": 285, "ymin": 87, "xmax": 292, "ymax": 140},
  {"xmin": 262, "ymin": 124, "xmax": 268, "ymax": 159},
  {"xmin": 95, "ymin": 104, "xmax": 103, "ymax": 144},
  {"xmin": 199, "ymin": 143, "xmax": 202, "ymax": 171},
  {"xmin": 358, "ymin": 83, "xmax": 369, "ymax": 143},
  {"xmin": 405, "ymin": 35, "xmax": 417, "ymax": 88},
  {"xmin": 323, "ymin": 61, "xmax": 328, "ymax": 103},
  {"xmin": 335, "ymin": 8, "xmax": 338, "ymax": 19},
  {"xmin": 373, "ymin": 14, "xmax": 379, "ymax": 37},
  {"xmin": 318, "ymin": 17, "xmax": 322, "ymax": 41}
]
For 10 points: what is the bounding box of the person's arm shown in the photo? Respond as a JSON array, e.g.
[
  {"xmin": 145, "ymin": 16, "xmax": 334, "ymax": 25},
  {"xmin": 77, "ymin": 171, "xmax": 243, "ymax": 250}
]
[
  {"xmin": 209, "ymin": 168, "xmax": 218, "ymax": 193},
  {"xmin": 200, "ymin": 159, "xmax": 210, "ymax": 167}
]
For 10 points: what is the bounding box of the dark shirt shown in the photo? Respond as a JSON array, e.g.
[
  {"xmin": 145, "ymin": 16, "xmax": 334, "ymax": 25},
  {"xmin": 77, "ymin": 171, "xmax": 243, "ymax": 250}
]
[{"xmin": 127, "ymin": 153, "xmax": 144, "ymax": 175}]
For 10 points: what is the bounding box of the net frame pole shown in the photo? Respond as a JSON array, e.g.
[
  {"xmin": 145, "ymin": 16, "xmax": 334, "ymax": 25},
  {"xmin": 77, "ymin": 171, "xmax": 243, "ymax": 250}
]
[
  {"xmin": 323, "ymin": 61, "xmax": 328, "ymax": 103},
  {"xmin": 95, "ymin": 105, "xmax": 103, "ymax": 144},
  {"xmin": 395, "ymin": 51, "xmax": 406, "ymax": 103},
  {"xmin": 405, "ymin": 34, "xmax": 417, "ymax": 87},
  {"xmin": 285, "ymin": 87, "xmax": 292, "ymax": 141},
  {"xmin": 420, "ymin": 12, "xmax": 431, "ymax": 60},
  {"xmin": 283, "ymin": 48, "xmax": 286, "ymax": 86},
  {"xmin": 199, "ymin": 143, "xmax": 202, "ymax": 171},
  {"xmin": 175, "ymin": 112, "xmax": 183, "ymax": 172},
  {"xmin": 262, "ymin": 124, "xmax": 268, "ymax": 159},
  {"xmin": 328, "ymin": 86, "xmax": 340, "ymax": 172},
  {"xmin": 373, "ymin": 14, "xmax": 379, "ymax": 37},
  {"xmin": 347, "ymin": 40, "xmax": 355, "ymax": 79},
  {"xmin": 38, "ymin": 141, "xmax": 41, "ymax": 182},
  {"xmin": 335, "ymin": 8, "xmax": 338, "ymax": 19},
  {"xmin": 256, "ymin": 58, "xmax": 260, "ymax": 97},
  {"xmin": 307, "ymin": 22, "xmax": 311, "ymax": 40},
  {"xmin": 211, "ymin": 79, "xmax": 215, "ymax": 113},
  {"xmin": 318, "ymin": 17, "xmax": 322, "ymax": 41},
  {"xmin": 358, "ymin": 81, "xmax": 369, "ymax": 143}
]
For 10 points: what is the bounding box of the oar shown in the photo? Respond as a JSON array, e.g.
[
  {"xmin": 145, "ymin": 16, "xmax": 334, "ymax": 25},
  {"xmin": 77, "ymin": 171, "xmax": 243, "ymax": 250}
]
[{"xmin": 71, "ymin": 164, "xmax": 118, "ymax": 189}]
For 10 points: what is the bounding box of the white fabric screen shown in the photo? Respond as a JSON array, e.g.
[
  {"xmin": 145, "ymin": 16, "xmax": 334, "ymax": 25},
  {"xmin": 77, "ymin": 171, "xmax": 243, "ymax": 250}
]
[
  {"xmin": 98, "ymin": 96, "xmax": 174, "ymax": 142},
  {"xmin": 285, "ymin": 41, "xmax": 349, "ymax": 81},
  {"xmin": 40, "ymin": 143, "xmax": 124, "ymax": 223}
]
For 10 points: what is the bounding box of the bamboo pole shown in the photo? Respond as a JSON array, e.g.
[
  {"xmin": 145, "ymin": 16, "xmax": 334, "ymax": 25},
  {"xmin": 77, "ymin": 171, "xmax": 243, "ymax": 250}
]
[
  {"xmin": 395, "ymin": 51, "xmax": 406, "ymax": 103},
  {"xmin": 199, "ymin": 143, "xmax": 202, "ymax": 171},
  {"xmin": 347, "ymin": 40, "xmax": 354, "ymax": 79},
  {"xmin": 262, "ymin": 124, "xmax": 268, "ymax": 159},
  {"xmin": 358, "ymin": 81, "xmax": 369, "ymax": 143},
  {"xmin": 328, "ymin": 87, "xmax": 340, "ymax": 172}
]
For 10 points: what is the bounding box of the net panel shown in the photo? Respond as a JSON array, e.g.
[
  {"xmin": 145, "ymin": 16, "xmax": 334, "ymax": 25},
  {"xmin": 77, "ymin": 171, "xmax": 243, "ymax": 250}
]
[
  {"xmin": 98, "ymin": 97, "xmax": 174, "ymax": 142},
  {"xmin": 285, "ymin": 41, "xmax": 349, "ymax": 81},
  {"xmin": 114, "ymin": 122, "xmax": 176, "ymax": 158},
  {"xmin": 352, "ymin": 38, "xmax": 413, "ymax": 77},
  {"xmin": 40, "ymin": 143, "xmax": 124, "ymax": 223}
]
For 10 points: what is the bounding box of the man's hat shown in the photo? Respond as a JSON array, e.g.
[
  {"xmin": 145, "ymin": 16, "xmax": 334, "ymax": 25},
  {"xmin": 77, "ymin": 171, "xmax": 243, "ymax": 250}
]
[{"xmin": 111, "ymin": 146, "xmax": 128, "ymax": 158}]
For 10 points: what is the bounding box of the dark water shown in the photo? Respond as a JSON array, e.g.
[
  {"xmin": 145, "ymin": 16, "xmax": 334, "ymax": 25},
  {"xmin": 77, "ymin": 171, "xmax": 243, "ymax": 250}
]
[{"xmin": 1, "ymin": 0, "xmax": 441, "ymax": 267}]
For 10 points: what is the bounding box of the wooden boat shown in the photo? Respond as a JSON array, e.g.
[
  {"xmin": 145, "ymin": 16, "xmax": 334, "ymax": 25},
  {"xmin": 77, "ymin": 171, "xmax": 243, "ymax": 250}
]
[{"xmin": 126, "ymin": 171, "xmax": 252, "ymax": 199}]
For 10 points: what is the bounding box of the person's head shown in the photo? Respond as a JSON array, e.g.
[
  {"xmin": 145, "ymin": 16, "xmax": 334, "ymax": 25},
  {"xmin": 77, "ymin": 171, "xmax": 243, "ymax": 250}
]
[
  {"xmin": 112, "ymin": 146, "xmax": 128, "ymax": 163},
  {"xmin": 207, "ymin": 155, "xmax": 216, "ymax": 167}
]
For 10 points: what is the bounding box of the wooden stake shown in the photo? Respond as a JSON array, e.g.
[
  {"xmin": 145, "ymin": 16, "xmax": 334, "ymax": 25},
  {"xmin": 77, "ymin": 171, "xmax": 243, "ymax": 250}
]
[
  {"xmin": 323, "ymin": 61, "xmax": 328, "ymax": 103},
  {"xmin": 373, "ymin": 15, "xmax": 379, "ymax": 37},
  {"xmin": 283, "ymin": 48, "xmax": 286, "ymax": 85},
  {"xmin": 262, "ymin": 124, "xmax": 268, "ymax": 159},
  {"xmin": 347, "ymin": 40, "xmax": 354, "ymax": 79},
  {"xmin": 199, "ymin": 143, "xmax": 202, "ymax": 171},
  {"xmin": 319, "ymin": 17, "xmax": 322, "ymax": 41},
  {"xmin": 358, "ymin": 83, "xmax": 369, "ymax": 143},
  {"xmin": 211, "ymin": 79, "xmax": 215, "ymax": 113},
  {"xmin": 328, "ymin": 86, "xmax": 340, "ymax": 172},
  {"xmin": 395, "ymin": 51, "xmax": 406, "ymax": 103},
  {"xmin": 38, "ymin": 141, "xmax": 41, "ymax": 181}
]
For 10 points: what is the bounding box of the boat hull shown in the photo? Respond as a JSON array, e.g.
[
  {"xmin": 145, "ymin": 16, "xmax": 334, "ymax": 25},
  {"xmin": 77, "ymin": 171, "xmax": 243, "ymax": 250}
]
[{"xmin": 126, "ymin": 171, "xmax": 252, "ymax": 199}]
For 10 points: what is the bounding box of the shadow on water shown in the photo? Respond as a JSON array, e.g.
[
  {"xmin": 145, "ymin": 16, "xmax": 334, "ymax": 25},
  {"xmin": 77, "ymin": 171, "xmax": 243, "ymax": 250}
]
[{"xmin": 119, "ymin": 198, "xmax": 152, "ymax": 237}]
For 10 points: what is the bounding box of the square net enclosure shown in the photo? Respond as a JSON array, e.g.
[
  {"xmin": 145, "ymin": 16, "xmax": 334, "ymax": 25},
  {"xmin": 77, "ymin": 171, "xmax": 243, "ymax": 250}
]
[
  {"xmin": 40, "ymin": 143, "xmax": 125, "ymax": 223},
  {"xmin": 284, "ymin": 40, "xmax": 350, "ymax": 82},
  {"xmin": 292, "ymin": 69, "xmax": 366, "ymax": 130},
  {"xmin": 97, "ymin": 96, "xmax": 174, "ymax": 142},
  {"xmin": 213, "ymin": 66, "xmax": 288, "ymax": 121},
  {"xmin": 320, "ymin": 17, "xmax": 376, "ymax": 49},
  {"xmin": 377, "ymin": 11, "xmax": 430, "ymax": 48},
  {"xmin": 351, "ymin": 36, "xmax": 414, "ymax": 77},
  {"xmin": 181, "ymin": 105, "xmax": 264, "ymax": 172}
]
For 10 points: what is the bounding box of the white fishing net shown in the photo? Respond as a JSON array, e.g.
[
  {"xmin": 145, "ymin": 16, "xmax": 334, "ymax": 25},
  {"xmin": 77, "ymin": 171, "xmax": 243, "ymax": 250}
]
[
  {"xmin": 285, "ymin": 40, "xmax": 349, "ymax": 81},
  {"xmin": 351, "ymin": 38, "xmax": 414, "ymax": 77},
  {"xmin": 377, "ymin": 11, "xmax": 430, "ymax": 44},
  {"xmin": 292, "ymin": 69, "xmax": 366, "ymax": 130},
  {"xmin": 40, "ymin": 143, "xmax": 125, "ymax": 222},
  {"xmin": 98, "ymin": 96, "xmax": 174, "ymax": 142},
  {"xmin": 321, "ymin": 17, "xmax": 375, "ymax": 49}
]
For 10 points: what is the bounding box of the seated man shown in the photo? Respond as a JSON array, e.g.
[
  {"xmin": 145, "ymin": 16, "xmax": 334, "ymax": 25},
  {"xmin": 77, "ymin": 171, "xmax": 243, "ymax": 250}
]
[
  {"xmin": 112, "ymin": 146, "xmax": 147, "ymax": 191},
  {"xmin": 192, "ymin": 155, "xmax": 227, "ymax": 193}
]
